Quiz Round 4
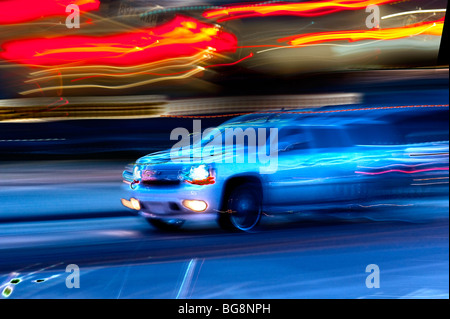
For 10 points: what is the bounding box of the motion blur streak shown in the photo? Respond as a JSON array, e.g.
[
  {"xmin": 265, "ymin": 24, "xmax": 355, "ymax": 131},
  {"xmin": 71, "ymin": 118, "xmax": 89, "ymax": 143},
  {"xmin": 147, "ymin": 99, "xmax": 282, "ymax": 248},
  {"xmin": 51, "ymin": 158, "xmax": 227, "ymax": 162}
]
[
  {"xmin": 203, "ymin": 0, "xmax": 397, "ymax": 21},
  {"xmin": 203, "ymin": 52, "xmax": 254, "ymax": 69},
  {"xmin": 19, "ymin": 67, "xmax": 205, "ymax": 95},
  {"xmin": 356, "ymin": 167, "xmax": 450, "ymax": 175},
  {"xmin": 28, "ymin": 53, "xmax": 211, "ymax": 83},
  {"xmin": 28, "ymin": 50, "xmax": 212, "ymax": 76},
  {"xmin": 0, "ymin": 0, "xmax": 100, "ymax": 25},
  {"xmin": 0, "ymin": 16, "xmax": 237, "ymax": 67},
  {"xmin": 279, "ymin": 18, "xmax": 444, "ymax": 46},
  {"xmin": 381, "ymin": 9, "xmax": 448, "ymax": 20},
  {"xmin": 162, "ymin": 104, "xmax": 449, "ymax": 118},
  {"xmin": 18, "ymin": 52, "xmax": 253, "ymax": 94},
  {"xmin": 65, "ymin": 52, "xmax": 254, "ymax": 83}
]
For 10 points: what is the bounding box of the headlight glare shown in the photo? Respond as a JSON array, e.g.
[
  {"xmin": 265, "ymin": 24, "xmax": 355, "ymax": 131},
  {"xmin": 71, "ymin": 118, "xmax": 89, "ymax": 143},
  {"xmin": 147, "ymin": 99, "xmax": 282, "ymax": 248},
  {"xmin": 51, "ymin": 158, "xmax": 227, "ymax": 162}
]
[
  {"xmin": 183, "ymin": 164, "xmax": 215, "ymax": 185},
  {"xmin": 189, "ymin": 164, "xmax": 210, "ymax": 181}
]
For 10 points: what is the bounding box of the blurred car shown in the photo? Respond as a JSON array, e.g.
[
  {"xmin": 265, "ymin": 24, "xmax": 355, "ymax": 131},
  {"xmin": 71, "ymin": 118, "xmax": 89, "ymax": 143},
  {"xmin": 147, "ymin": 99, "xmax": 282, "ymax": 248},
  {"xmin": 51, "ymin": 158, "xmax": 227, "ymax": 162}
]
[{"xmin": 122, "ymin": 105, "xmax": 449, "ymax": 231}]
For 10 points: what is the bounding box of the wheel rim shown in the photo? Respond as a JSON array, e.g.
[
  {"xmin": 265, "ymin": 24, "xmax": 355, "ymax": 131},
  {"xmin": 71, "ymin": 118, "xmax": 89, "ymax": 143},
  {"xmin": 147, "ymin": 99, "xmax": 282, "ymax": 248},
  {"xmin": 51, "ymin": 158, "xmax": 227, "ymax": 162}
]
[{"xmin": 229, "ymin": 190, "xmax": 261, "ymax": 231}]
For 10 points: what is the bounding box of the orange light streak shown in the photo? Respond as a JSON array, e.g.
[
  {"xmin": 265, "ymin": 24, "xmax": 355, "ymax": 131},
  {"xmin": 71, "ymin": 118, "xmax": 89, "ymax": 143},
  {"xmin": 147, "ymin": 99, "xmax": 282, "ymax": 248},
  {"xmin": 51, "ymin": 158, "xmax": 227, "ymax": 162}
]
[
  {"xmin": 278, "ymin": 18, "xmax": 444, "ymax": 46},
  {"xmin": 203, "ymin": 0, "xmax": 398, "ymax": 21}
]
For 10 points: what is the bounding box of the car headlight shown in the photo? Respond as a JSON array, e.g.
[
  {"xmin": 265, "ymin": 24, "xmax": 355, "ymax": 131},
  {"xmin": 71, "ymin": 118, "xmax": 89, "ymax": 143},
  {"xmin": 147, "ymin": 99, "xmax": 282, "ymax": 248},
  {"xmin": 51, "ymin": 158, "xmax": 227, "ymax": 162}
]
[
  {"xmin": 182, "ymin": 164, "xmax": 215, "ymax": 185},
  {"xmin": 190, "ymin": 164, "xmax": 210, "ymax": 181}
]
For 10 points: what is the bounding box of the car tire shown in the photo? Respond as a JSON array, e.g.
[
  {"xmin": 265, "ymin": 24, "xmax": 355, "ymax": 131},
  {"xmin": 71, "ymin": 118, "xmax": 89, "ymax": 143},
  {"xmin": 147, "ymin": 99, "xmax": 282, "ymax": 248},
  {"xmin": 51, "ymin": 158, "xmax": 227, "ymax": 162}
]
[
  {"xmin": 218, "ymin": 183, "xmax": 262, "ymax": 232},
  {"xmin": 146, "ymin": 218, "xmax": 185, "ymax": 231}
]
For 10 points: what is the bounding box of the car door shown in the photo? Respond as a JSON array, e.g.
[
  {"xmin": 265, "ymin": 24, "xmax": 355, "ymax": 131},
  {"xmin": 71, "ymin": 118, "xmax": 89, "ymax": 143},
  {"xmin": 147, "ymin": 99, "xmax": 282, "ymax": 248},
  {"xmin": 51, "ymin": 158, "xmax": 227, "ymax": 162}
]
[
  {"xmin": 263, "ymin": 126, "xmax": 315, "ymax": 213},
  {"xmin": 263, "ymin": 125, "xmax": 359, "ymax": 213}
]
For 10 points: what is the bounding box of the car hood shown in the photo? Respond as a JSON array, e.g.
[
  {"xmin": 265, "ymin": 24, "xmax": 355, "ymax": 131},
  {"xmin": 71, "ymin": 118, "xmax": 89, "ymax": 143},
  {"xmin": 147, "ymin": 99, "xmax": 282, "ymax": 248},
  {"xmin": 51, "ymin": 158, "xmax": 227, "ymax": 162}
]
[
  {"xmin": 136, "ymin": 148, "xmax": 211, "ymax": 165},
  {"xmin": 136, "ymin": 145, "xmax": 250, "ymax": 166}
]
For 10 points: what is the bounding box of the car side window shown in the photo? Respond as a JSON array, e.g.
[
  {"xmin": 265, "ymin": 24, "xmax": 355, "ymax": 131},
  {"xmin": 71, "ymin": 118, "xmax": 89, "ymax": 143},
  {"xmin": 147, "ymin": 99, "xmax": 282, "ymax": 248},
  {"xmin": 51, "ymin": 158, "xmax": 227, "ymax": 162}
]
[
  {"xmin": 277, "ymin": 128, "xmax": 310, "ymax": 152},
  {"xmin": 310, "ymin": 127, "xmax": 352, "ymax": 148},
  {"xmin": 348, "ymin": 124, "xmax": 401, "ymax": 145}
]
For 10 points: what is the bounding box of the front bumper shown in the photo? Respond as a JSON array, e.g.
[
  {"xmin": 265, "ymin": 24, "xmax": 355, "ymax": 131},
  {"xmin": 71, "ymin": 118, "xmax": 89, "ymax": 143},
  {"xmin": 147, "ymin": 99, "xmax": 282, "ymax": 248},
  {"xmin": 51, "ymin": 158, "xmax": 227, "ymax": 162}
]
[{"xmin": 122, "ymin": 182, "xmax": 222, "ymax": 221}]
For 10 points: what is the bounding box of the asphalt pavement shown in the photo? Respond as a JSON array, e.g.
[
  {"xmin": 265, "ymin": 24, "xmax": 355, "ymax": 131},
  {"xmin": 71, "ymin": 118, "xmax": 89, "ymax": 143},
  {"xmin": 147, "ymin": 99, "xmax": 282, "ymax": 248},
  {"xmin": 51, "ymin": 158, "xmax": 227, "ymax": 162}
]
[{"xmin": 0, "ymin": 196, "xmax": 448, "ymax": 298}]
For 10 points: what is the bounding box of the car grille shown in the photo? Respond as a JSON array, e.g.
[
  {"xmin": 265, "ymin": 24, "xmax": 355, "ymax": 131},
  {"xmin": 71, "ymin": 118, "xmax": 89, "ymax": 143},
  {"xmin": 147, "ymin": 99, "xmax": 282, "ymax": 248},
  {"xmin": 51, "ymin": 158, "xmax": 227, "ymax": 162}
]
[
  {"xmin": 141, "ymin": 179, "xmax": 180, "ymax": 186},
  {"xmin": 140, "ymin": 166, "xmax": 182, "ymax": 187}
]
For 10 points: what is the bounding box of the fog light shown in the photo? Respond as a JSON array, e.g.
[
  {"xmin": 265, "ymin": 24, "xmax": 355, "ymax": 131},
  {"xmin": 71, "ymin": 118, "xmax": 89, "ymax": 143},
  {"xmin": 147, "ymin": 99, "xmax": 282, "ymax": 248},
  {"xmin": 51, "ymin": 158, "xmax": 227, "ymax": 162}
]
[
  {"xmin": 182, "ymin": 200, "xmax": 207, "ymax": 212},
  {"xmin": 130, "ymin": 198, "xmax": 141, "ymax": 210},
  {"xmin": 121, "ymin": 198, "xmax": 141, "ymax": 211}
]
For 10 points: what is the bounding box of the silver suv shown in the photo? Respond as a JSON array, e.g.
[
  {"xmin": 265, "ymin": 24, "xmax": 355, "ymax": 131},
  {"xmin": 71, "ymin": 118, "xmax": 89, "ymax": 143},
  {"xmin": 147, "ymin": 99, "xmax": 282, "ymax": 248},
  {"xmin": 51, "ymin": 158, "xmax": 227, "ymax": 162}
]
[{"xmin": 122, "ymin": 105, "xmax": 449, "ymax": 231}]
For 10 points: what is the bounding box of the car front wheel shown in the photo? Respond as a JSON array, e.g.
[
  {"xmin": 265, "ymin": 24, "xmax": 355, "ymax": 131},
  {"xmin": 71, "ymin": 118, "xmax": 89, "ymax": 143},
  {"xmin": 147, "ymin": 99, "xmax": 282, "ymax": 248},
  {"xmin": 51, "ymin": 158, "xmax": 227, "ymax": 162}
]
[{"xmin": 218, "ymin": 183, "xmax": 262, "ymax": 232}]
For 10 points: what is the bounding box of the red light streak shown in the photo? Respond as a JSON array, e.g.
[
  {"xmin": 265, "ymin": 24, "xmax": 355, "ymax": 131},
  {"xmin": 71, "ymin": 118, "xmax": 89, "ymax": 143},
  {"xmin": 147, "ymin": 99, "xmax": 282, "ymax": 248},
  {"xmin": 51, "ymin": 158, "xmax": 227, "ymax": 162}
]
[
  {"xmin": 204, "ymin": 52, "xmax": 254, "ymax": 68},
  {"xmin": 356, "ymin": 167, "xmax": 449, "ymax": 175},
  {"xmin": 0, "ymin": 0, "xmax": 100, "ymax": 25},
  {"xmin": 358, "ymin": 162, "xmax": 448, "ymax": 170},
  {"xmin": 0, "ymin": 16, "xmax": 238, "ymax": 68}
]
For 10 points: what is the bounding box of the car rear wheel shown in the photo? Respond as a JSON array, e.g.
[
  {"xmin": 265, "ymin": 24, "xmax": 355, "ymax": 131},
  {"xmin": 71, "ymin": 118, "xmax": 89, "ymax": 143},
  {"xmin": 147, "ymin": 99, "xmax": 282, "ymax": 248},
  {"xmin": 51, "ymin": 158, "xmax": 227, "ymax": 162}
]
[
  {"xmin": 218, "ymin": 183, "xmax": 262, "ymax": 232},
  {"xmin": 146, "ymin": 218, "xmax": 185, "ymax": 231}
]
